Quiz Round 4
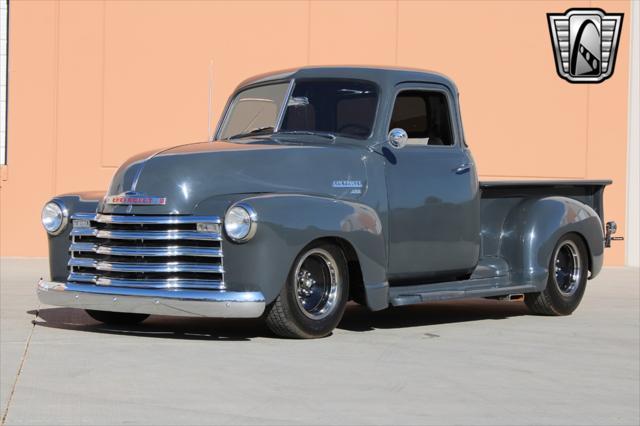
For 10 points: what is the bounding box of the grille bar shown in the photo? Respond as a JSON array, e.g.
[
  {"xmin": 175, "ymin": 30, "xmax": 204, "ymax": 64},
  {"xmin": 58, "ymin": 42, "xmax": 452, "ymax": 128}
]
[
  {"xmin": 70, "ymin": 242, "xmax": 223, "ymax": 258},
  {"xmin": 68, "ymin": 214, "xmax": 224, "ymax": 291},
  {"xmin": 93, "ymin": 214, "xmax": 221, "ymax": 225},
  {"xmin": 69, "ymin": 272, "xmax": 98, "ymax": 283},
  {"xmin": 71, "ymin": 228, "xmax": 222, "ymax": 241},
  {"xmin": 69, "ymin": 258, "xmax": 224, "ymax": 274},
  {"xmin": 68, "ymin": 272, "xmax": 224, "ymax": 290}
]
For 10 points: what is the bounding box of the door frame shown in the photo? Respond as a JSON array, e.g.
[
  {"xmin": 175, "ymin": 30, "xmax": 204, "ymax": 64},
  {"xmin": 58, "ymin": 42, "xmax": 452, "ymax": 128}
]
[
  {"xmin": 383, "ymin": 82, "xmax": 464, "ymax": 150},
  {"xmin": 382, "ymin": 82, "xmax": 478, "ymax": 282}
]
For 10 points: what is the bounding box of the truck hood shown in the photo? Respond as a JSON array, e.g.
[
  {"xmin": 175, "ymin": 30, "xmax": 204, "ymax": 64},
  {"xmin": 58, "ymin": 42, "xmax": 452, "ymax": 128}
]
[{"xmin": 100, "ymin": 139, "xmax": 369, "ymax": 215}]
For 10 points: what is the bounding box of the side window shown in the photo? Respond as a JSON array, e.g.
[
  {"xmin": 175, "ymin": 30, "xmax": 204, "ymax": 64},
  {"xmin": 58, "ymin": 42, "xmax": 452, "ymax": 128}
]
[{"xmin": 389, "ymin": 90, "xmax": 454, "ymax": 146}]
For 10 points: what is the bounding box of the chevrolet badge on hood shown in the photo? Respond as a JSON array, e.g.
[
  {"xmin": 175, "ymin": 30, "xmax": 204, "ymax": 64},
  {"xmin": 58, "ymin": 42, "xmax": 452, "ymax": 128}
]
[{"xmin": 105, "ymin": 192, "xmax": 167, "ymax": 205}]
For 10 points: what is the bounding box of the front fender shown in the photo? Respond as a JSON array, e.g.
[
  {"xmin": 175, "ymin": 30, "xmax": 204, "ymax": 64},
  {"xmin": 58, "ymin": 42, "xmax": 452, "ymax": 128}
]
[
  {"xmin": 215, "ymin": 194, "xmax": 387, "ymax": 306},
  {"xmin": 46, "ymin": 191, "xmax": 105, "ymax": 281},
  {"xmin": 499, "ymin": 196, "xmax": 604, "ymax": 290}
]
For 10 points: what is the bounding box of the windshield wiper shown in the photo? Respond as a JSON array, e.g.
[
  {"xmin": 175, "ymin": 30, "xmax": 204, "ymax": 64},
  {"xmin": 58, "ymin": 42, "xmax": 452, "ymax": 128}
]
[
  {"xmin": 228, "ymin": 126, "xmax": 274, "ymax": 140},
  {"xmin": 276, "ymin": 130, "xmax": 336, "ymax": 141}
]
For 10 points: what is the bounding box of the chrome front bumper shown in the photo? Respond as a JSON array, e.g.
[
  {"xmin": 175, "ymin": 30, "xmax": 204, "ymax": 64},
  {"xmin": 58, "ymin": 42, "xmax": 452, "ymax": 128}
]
[{"xmin": 37, "ymin": 280, "xmax": 266, "ymax": 318}]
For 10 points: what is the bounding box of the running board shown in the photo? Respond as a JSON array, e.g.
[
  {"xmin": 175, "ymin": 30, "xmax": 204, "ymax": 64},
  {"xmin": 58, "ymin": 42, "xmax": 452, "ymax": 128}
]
[{"xmin": 388, "ymin": 276, "xmax": 537, "ymax": 307}]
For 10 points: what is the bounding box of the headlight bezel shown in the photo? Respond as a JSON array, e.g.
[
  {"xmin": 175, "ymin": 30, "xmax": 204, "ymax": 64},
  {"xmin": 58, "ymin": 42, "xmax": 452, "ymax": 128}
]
[
  {"xmin": 41, "ymin": 201, "xmax": 69, "ymax": 235},
  {"xmin": 224, "ymin": 203, "xmax": 258, "ymax": 243}
]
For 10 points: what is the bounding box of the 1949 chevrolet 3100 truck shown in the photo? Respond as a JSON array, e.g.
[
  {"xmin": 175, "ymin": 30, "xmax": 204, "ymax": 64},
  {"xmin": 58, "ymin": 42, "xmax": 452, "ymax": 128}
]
[{"xmin": 38, "ymin": 67, "xmax": 621, "ymax": 338}]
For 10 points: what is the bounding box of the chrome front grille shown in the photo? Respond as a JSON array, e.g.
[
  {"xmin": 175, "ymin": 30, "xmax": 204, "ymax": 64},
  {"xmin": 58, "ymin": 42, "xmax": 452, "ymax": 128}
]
[{"xmin": 68, "ymin": 214, "xmax": 224, "ymax": 290}]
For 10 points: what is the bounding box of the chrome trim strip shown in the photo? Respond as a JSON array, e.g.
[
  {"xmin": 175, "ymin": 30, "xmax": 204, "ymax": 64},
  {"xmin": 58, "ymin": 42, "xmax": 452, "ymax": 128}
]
[
  {"xmin": 68, "ymin": 272, "xmax": 225, "ymax": 290},
  {"xmin": 69, "ymin": 242, "xmax": 98, "ymax": 253},
  {"xmin": 71, "ymin": 229, "xmax": 222, "ymax": 241},
  {"xmin": 69, "ymin": 243, "xmax": 223, "ymax": 258},
  {"xmin": 71, "ymin": 214, "xmax": 221, "ymax": 225},
  {"xmin": 95, "ymin": 278, "xmax": 225, "ymax": 290},
  {"xmin": 96, "ymin": 230, "xmax": 222, "ymax": 241},
  {"xmin": 68, "ymin": 258, "xmax": 224, "ymax": 274},
  {"xmin": 70, "ymin": 228, "xmax": 98, "ymax": 237},
  {"xmin": 93, "ymin": 214, "xmax": 221, "ymax": 225},
  {"xmin": 68, "ymin": 272, "xmax": 99, "ymax": 283},
  {"xmin": 71, "ymin": 213, "xmax": 98, "ymax": 221},
  {"xmin": 37, "ymin": 280, "xmax": 265, "ymax": 318}
]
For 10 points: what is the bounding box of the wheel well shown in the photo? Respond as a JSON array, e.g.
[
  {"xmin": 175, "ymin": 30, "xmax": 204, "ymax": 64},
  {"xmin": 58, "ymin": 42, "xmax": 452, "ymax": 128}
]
[
  {"xmin": 574, "ymin": 232, "xmax": 593, "ymax": 276},
  {"xmin": 311, "ymin": 237, "xmax": 365, "ymax": 304},
  {"xmin": 560, "ymin": 231, "xmax": 594, "ymax": 277}
]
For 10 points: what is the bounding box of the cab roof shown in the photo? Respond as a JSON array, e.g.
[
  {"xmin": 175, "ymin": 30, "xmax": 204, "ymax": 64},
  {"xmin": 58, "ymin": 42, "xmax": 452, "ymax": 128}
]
[{"xmin": 236, "ymin": 66, "xmax": 459, "ymax": 95}]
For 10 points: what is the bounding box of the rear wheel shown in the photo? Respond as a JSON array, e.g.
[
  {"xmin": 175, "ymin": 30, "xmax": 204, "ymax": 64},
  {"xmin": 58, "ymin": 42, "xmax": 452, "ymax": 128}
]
[
  {"xmin": 525, "ymin": 233, "xmax": 589, "ymax": 316},
  {"xmin": 265, "ymin": 242, "xmax": 349, "ymax": 338},
  {"xmin": 86, "ymin": 310, "xmax": 150, "ymax": 325}
]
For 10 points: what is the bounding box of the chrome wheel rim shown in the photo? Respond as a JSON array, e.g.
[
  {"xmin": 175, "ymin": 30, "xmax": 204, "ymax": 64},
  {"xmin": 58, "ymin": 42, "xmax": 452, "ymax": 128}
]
[
  {"xmin": 294, "ymin": 248, "xmax": 340, "ymax": 320},
  {"xmin": 553, "ymin": 240, "xmax": 582, "ymax": 296}
]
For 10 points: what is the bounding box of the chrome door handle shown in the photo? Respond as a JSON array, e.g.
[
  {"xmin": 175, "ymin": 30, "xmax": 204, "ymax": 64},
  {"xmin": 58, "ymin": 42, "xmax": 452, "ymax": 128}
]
[{"xmin": 453, "ymin": 163, "xmax": 472, "ymax": 174}]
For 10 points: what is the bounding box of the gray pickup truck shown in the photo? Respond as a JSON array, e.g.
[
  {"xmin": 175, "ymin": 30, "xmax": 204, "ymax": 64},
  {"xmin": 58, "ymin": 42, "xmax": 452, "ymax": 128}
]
[{"xmin": 38, "ymin": 67, "xmax": 620, "ymax": 338}]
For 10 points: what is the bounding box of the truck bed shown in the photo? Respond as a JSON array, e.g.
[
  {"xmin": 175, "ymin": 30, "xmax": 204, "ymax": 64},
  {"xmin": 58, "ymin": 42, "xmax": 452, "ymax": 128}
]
[
  {"xmin": 478, "ymin": 179, "xmax": 611, "ymax": 278},
  {"xmin": 388, "ymin": 180, "xmax": 612, "ymax": 306},
  {"xmin": 480, "ymin": 180, "xmax": 612, "ymax": 222}
]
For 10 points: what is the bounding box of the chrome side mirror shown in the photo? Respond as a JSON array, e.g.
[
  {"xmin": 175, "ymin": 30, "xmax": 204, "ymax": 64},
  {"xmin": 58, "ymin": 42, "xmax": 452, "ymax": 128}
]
[{"xmin": 387, "ymin": 128, "xmax": 408, "ymax": 149}]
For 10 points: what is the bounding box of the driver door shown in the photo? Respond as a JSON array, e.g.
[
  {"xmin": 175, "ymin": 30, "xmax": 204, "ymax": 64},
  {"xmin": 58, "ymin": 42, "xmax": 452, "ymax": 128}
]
[{"xmin": 385, "ymin": 84, "xmax": 480, "ymax": 283}]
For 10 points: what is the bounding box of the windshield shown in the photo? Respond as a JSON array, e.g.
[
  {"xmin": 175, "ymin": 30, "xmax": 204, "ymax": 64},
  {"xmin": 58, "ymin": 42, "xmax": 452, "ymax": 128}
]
[
  {"xmin": 218, "ymin": 83, "xmax": 289, "ymax": 140},
  {"xmin": 280, "ymin": 80, "xmax": 378, "ymax": 139},
  {"xmin": 218, "ymin": 79, "xmax": 378, "ymax": 140}
]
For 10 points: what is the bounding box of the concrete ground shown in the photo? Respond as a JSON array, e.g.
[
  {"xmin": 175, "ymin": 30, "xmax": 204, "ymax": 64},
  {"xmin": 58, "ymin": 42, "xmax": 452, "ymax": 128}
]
[{"xmin": 0, "ymin": 259, "xmax": 638, "ymax": 426}]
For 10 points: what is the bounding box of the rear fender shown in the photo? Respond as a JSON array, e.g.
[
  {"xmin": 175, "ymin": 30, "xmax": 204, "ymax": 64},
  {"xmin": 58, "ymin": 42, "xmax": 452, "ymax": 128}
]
[{"xmin": 499, "ymin": 196, "xmax": 604, "ymax": 290}]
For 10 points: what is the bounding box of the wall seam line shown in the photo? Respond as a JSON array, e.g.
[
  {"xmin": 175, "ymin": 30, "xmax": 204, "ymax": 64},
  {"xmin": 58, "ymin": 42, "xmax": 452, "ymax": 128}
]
[
  {"xmin": 51, "ymin": 0, "xmax": 61, "ymax": 196},
  {"xmin": 626, "ymin": 0, "xmax": 639, "ymax": 266},
  {"xmin": 395, "ymin": 0, "xmax": 400, "ymax": 65},
  {"xmin": 585, "ymin": 85, "xmax": 589, "ymax": 179},
  {"xmin": 99, "ymin": 0, "xmax": 107, "ymax": 168},
  {"xmin": 584, "ymin": 0, "xmax": 592, "ymax": 180},
  {"xmin": 306, "ymin": 0, "xmax": 312, "ymax": 65}
]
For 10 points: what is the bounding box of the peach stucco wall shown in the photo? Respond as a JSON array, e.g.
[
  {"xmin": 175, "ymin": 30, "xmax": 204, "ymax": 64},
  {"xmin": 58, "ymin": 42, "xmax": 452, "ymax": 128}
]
[{"xmin": 0, "ymin": 0, "xmax": 631, "ymax": 265}]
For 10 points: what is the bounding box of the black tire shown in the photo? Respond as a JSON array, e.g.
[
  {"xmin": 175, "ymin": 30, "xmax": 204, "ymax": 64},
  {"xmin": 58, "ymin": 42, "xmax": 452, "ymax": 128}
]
[
  {"xmin": 86, "ymin": 310, "xmax": 150, "ymax": 325},
  {"xmin": 525, "ymin": 233, "xmax": 589, "ymax": 316},
  {"xmin": 265, "ymin": 241, "xmax": 349, "ymax": 338}
]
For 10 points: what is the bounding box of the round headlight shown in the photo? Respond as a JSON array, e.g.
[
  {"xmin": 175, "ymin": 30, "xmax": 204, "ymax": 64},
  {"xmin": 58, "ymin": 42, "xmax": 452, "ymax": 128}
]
[
  {"xmin": 41, "ymin": 202, "xmax": 68, "ymax": 235},
  {"xmin": 224, "ymin": 204, "xmax": 257, "ymax": 242}
]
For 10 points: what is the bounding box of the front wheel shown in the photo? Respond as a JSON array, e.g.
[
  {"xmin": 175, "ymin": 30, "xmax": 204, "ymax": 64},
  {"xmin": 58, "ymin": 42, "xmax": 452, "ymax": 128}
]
[
  {"xmin": 525, "ymin": 233, "xmax": 589, "ymax": 316},
  {"xmin": 265, "ymin": 242, "xmax": 349, "ymax": 338}
]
